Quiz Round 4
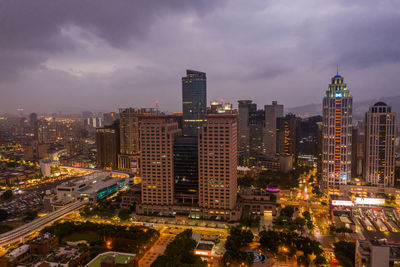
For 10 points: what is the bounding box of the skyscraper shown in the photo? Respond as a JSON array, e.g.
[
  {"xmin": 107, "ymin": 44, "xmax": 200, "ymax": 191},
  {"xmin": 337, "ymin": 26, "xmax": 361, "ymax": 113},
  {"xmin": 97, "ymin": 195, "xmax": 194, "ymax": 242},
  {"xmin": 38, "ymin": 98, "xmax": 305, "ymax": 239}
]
[
  {"xmin": 322, "ymin": 74, "xmax": 352, "ymax": 190},
  {"xmin": 182, "ymin": 70, "xmax": 207, "ymax": 136},
  {"xmin": 118, "ymin": 108, "xmax": 154, "ymax": 174},
  {"xmin": 238, "ymin": 100, "xmax": 257, "ymax": 165},
  {"xmin": 264, "ymin": 101, "xmax": 284, "ymax": 155},
  {"xmin": 29, "ymin": 113, "xmax": 38, "ymax": 141},
  {"xmin": 365, "ymin": 102, "xmax": 396, "ymax": 187},
  {"xmin": 138, "ymin": 115, "xmax": 181, "ymax": 216},
  {"xmin": 198, "ymin": 114, "xmax": 239, "ymax": 221},
  {"xmin": 96, "ymin": 121, "xmax": 120, "ymax": 170},
  {"xmin": 276, "ymin": 113, "xmax": 300, "ymax": 159}
]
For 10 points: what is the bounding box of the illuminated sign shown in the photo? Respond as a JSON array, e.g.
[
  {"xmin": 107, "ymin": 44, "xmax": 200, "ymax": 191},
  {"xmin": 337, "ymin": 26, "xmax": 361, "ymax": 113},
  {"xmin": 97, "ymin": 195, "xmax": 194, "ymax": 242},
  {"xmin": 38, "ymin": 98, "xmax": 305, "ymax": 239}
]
[
  {"xmin": 335, "ymin": 92, "xmax": 343, "ymax": 98},
  {"xmin": 331, "ymin": 200, "xmax": 354, "ymax": 206},
  {"xmin": 195, "ymin": 250, "xmax": 211, "ymax": 256},
  {"xmin": 355, "ymin": 198, "xmax": 385, "ymax": 206}
]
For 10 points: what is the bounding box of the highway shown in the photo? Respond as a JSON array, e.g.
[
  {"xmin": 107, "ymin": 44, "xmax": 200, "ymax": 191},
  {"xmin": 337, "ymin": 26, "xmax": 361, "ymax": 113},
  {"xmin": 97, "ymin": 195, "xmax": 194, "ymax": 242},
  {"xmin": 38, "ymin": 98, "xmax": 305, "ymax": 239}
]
[{"xmin": 0, "ymin": 200, "xmax": 88, "ymax": 246}]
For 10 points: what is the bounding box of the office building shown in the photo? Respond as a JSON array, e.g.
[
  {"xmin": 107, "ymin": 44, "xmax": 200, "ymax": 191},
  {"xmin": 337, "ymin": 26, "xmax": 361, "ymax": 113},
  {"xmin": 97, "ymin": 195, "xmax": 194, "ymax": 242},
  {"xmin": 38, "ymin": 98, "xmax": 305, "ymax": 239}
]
[
  {"xmin": 238, "ymin": 100, "xmax": 255, "ymax": 159},
  {"xmin": 182, "ymin": 70, "xmax": 207, "ymax": 136},
  {"xmin": 356, "ymin": 239, "xmax": 400, "ymax": 267},
  {"xmin": 276, "ymin": 113, "xmax": 300, "ymax": 158},
  {"xmin": 365, "ymin": 102, "xmax": 396, "ymax": 187},
  {"xmin": 96, "ymin": 121, "xmax": 120, "ymax": 170},
  {"xmin": 173, "ymin": 136, "xmax": 198, "ymax": 206},
  {"xmin": 139, "ymin": 115, "xmax": 181, "ymax": 216},
  {"xmin": 322, "ymin": 73, "xmax": 353, "ymax": 190},
  {"xmin": 29, "ymin": 113, "xmax": 38, "ymax": 141},
  {"xmin": 118, "ymin": 108, "xmax": 154, "ymax": 174},
  {"xmin": 199, "ymin": 114, "xmax": 239, "ymax": 220},
  {"xmin": 264, "ymin": 101, "xmax": 284, "ymax": 155}
]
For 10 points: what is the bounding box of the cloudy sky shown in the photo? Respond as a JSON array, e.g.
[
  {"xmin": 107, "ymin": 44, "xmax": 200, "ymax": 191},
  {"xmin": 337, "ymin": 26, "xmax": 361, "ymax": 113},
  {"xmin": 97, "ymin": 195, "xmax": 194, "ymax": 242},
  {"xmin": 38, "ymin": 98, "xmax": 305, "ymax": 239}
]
[{"xmin": 1, "ymin": 0, "xmax": 400, "ymax": 114}]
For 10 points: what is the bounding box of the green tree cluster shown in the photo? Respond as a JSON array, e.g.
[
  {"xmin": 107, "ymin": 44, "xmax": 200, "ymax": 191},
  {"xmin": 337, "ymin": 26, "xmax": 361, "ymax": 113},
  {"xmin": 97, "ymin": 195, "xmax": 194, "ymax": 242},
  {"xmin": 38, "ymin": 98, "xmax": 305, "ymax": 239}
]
[
  {"xmin": 1, "ymin": 190, "xmax": 13, "ymax": 201},
  {"xmin": 223, "ymin": 226, "xmax": 254, "ymax": 266},
  {"xmin": 239, "ymin": 215, "xmax": 261, "ymax": 229},
  {"xmin": 80, "ymin": 199, "xmax": 116, "ymax": 218},
  {"xmin": 151, "ymin": 229, "xmax": 205, "ymax": 267},
  {"xmin": 259, "ymin": 230, "xmax": 325, "ymax": 266},
  {"xmin": 333, "ymin": 241, "xmax": 355, "ymax": 267},
  {"xmin": 273, "ymin": 206, "xmax": 307, "ymax": 232},
  {"xmin": 0, "ymin": 209, "xmax": 8, "ymax": 221},
  {"xmin": 41, "ymin": 221, "xmax": 159, "ymax": 254}
]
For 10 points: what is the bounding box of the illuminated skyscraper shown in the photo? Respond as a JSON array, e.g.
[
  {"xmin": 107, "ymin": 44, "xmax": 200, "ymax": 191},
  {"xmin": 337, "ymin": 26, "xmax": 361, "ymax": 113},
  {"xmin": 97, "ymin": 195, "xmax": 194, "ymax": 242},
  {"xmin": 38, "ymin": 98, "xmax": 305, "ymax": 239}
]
[
  {"xmin": 365, "ymin": 102, "xmax": 396, "ymax": 187},
  {"xmin": 322, "ymin": 74, "xmax": 352, "ymax": 190},
  {"xmin": 182, "ymin": 70, "xmax": 207, "ymax": 136}
]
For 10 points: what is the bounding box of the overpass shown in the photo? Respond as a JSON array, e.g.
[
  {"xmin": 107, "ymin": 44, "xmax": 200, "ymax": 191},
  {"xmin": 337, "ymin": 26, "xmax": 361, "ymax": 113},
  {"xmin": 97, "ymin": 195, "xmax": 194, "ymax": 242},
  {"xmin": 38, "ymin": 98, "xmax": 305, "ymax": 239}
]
[
  {"xmin": 0, "ymin": 200, "xmax": 88, "ymax": 246},
  {"xmin": 277, "ymin": 200, "xmax": 329, "ymax": 210}
]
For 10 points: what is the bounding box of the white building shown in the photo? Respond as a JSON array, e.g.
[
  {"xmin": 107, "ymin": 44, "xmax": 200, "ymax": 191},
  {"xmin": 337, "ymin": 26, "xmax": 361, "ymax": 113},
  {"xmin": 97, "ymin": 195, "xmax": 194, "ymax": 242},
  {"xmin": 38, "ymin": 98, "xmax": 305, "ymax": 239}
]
[{"xmin": 365, "ymin": 102, "xmax": 396, "ymax": 187}]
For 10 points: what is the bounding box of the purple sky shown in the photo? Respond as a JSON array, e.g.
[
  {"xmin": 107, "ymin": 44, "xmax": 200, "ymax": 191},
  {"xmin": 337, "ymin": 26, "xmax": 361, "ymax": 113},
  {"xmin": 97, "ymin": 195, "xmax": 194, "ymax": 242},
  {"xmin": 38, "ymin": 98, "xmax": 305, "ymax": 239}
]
[{"xmin": 1, "ymin": 0, "xmax": 400, "ymax": 114}]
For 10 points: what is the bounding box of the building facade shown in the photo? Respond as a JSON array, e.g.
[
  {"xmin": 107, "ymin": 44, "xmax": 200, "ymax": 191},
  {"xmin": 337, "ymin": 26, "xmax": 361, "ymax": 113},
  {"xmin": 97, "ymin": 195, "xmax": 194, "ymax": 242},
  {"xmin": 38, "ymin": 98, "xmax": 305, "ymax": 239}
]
[
  {"xmin": 198, "ymin": 114, "xmax": 239, "ymax": 220},
  {"xmin": 322, "ymin": 74, "xmax": 353, "ymax": 190},
  {"xmin": 118, "ymin": 108, "xmax": 154, "ymax": 174},
  {"xmin": 264, "ymin": 101, "xmax": 284, "ymax": 156},
  {"xmin": 96, "ymin": 121, "xmax": 120, "ymax": 170},
  {"xmin": 173, "ymin": 136, "xmax": 199, "ymax": 206},
  {"xmin": 182, "ymin": 70, "xmax": 207, "ymax": 136},
  {"xmin": 365, "ymin": 102, "xmax": 396, "ymax": 187},
  {"xmin": 139, "ymin": 116, "xmax": 181, "ymax": 216}
]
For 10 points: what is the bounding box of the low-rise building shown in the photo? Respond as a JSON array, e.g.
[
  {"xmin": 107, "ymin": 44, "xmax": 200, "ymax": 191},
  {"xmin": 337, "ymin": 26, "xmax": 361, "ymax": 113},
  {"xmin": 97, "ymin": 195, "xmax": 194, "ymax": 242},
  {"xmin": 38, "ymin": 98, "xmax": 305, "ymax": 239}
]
[{"xmin": 356, "ymin": 239, "xmax": 400, "ymax": 267}]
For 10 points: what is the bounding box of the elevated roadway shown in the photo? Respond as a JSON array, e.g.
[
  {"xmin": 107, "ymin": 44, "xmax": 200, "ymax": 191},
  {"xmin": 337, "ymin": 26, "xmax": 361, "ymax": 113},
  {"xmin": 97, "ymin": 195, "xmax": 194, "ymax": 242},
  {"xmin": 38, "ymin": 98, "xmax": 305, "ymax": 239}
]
[{"xmin": 0, "ymin": 200, "xmax": 88, "ymax": 246}]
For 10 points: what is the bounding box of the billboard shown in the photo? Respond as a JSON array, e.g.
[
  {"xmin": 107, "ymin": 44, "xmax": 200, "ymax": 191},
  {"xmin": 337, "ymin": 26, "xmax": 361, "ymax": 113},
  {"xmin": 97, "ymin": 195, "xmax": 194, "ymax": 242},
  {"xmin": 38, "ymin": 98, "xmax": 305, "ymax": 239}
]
[
  {"xmin": 331, "ymin": 200, "xmax": 354, "ymax": 206},
  {"xmin": 355, "ymin": 197, "xmax": 385, "ymax": 206}
]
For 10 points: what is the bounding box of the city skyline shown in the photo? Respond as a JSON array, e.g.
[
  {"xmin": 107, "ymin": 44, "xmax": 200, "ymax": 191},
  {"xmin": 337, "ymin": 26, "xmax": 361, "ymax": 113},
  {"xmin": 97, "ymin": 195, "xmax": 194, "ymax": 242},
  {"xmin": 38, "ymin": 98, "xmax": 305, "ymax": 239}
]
[{"xmin": 1, "ymin": 0, "xmax": 400, "ymax": 114}]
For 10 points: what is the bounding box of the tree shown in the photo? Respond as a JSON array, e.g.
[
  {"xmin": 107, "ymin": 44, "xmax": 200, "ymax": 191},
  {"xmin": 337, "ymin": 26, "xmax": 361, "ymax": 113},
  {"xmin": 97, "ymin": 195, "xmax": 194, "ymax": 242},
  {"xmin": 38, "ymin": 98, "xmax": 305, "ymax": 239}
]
[
  {"xmin": 333, "ymin": 241, "xmax": 355, "ymax": 267},
  {"xmin": 1, "ymin": 190, "xmax": 13, "ymax": 200},
  {"xmin": 25, "ymin": 211, "xmax": 38, "ymax": 221},
  {"xmin": 280, "ymin": 206, "xmax": 295, "ymax": 218},
  {"xmin": 240, "ymin": 215, "xmax": 261, "ymax": 228},
  {"xmin": 0, "ymin": 209, "xmax": 8, "ymax": 221},
  {"xmin": 118, "ymin": 209, "xmax": 131, "ymax": 221},
  {"xmin": 313, "ymin": 255, "xmax": 327, "ymax": 266},
  {"xmin": 259, "ymin": 230, "xmax": 279, "ymax": 253}
]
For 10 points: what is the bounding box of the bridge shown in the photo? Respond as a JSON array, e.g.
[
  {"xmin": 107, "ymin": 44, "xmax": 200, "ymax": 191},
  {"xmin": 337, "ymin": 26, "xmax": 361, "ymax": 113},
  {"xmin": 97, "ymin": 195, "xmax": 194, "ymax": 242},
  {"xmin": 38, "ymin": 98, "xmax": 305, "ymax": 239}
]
[{"xmin": 0, "ymin": 200, "xmax": 88, "ymax": 246}]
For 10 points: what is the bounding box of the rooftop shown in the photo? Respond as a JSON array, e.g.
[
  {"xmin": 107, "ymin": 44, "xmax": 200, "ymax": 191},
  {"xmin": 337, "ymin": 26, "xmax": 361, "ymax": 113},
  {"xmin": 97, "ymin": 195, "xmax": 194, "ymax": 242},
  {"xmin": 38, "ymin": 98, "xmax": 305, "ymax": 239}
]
[{"xmin": 86, "ymin": 251, "xmax": 136, "ymax": 267}]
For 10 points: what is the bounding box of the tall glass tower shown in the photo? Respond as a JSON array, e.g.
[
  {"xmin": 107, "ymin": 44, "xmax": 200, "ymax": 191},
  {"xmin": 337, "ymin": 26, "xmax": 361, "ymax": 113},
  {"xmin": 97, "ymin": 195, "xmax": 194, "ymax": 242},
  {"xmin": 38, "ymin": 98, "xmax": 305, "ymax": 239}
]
[
  {"xmin": 182, "ymin": 70, "xmax": 207, "ymax": 136},
  {"xmin": 322, "ymin": 74, "xmax": 352, "ymax": 191}
]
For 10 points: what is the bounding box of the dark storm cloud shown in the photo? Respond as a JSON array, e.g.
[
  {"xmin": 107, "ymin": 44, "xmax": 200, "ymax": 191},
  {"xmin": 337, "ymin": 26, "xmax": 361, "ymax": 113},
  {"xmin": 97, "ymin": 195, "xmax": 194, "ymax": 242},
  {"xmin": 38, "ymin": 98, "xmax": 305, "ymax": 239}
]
[
  {"xmin": 0, "ymin": 0, "xmax": 222, "ymax": 79},
  {"xmin": 1, "ymin": 0, "xmax": 400, "ymax": 114}
]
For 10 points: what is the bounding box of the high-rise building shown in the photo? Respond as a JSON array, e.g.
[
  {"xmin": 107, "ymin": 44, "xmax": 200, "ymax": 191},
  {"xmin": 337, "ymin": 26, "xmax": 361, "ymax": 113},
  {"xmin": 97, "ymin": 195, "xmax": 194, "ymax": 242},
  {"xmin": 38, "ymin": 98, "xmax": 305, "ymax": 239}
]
[
  {"xmin": 238, "ymin": 100, "xmax": 257, "ymax": 165},
  {"xmin": 139, "ymin": 115, "xmax": 181, "ymax": 216},
  {"xmin": 173, "ymin": 136, "xmax": 198, "ymax": 206},
  {"xmin": 322, "ymin": 74, "xmax": 352, "ymax": 190},
  {"xmin": 276, "ymin": 113, "xmax": 300, "ymax": 158},
  {"xmin": 199, "ymin": 114, "xmax": 239, "ymax": 220},
  {"xmin": 96, "ymin": 121, "xmax": 120, "ymax": 170},
  {"xmin": 118, "ymin": 108, "xmax": 155, "ymax": 174},
  {"xmin": 29, "ymin": 113, "xmax": 38, "ymax": 141},
  {"xmin": 364, "ymin": 102, "xmax": 396, "ymax": 187},
  {"xmin": 182, "ymin": 70, "xmax": 207, "ymax": 136},
  {"xmin": 264, "ymin": 101, "xmax": 284, "ymax": 155}
]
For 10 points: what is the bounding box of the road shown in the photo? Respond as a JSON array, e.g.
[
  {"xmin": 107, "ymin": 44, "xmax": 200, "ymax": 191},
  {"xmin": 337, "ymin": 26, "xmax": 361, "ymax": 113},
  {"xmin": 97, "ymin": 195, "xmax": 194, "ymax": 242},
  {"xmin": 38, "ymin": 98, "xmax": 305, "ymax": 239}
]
[{"xmin": 0, "ymin": 200, "xmax": 88, "ymax": 246}]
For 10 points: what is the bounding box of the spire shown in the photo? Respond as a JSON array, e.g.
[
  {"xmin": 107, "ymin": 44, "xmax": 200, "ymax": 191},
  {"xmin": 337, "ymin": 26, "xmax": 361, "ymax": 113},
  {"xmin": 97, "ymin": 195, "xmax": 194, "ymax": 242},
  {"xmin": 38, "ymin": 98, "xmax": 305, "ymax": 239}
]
[{"xmin": 337, "ymin": 64, "xmax": 339, "ymax": 76}]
